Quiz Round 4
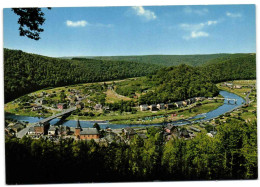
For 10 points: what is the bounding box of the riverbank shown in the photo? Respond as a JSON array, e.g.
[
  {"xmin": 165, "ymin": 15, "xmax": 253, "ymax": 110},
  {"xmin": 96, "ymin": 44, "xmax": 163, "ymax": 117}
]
[{"xmin": 216, "ymin": 80, "xmax": 255, "ymax": 99}]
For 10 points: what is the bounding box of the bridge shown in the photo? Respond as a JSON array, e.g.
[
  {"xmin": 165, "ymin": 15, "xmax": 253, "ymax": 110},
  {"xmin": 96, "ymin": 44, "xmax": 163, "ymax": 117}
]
[
  {"xmin": 37, "ymin": 107, "xmax": 77, "ymax": 125},
  {"xmin": 213, "ymin": 97, "xmax": 238, "ymax": 104}
]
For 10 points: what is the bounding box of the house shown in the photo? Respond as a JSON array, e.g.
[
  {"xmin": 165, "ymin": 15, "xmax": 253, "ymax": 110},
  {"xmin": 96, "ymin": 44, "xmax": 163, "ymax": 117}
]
[
  {"xmin": 34, "ymin": 123, "xmax": 48, "ymax": 135},
  {"xmin": 77, "ymin": 128, "xmax": 100, "ymax": 140},
  {"xmin": 182, "ymin": 101, "xmax": 188, "ymax": 106},
  {"xmin": 196, "ymin": 97, "xmax": 206, "ymax": 101},
  {"xmin": 226, "ymin": 83, "xmax": 233, "ymax": 87},
  {"xmin": 190, "ymin": 97, "xmax": 196, "ymax": 104},
  {"xmin": 40, "ymin": 91, "xmax": 47, "ymax": 97},
  {"xmin": 94, "ymin": 104, "xmax": 102, "ymax": 110},
  {"xmin": 174, "ymin": 101, "xmax": 183, "ymax": 108},
  {"xmin": 40, "ymin": 99, "xmax": 47, "ymax": 105},
  {"xmin": 234, "ymin": 85, "xmax": 242, "ymax": 89},
  {"xmin": 76, "ymin": 102, "xmax": 84, "ymax": 109},
  {"xmin": 48, "ymin": 126, "xmax": 57, "ymax": 136},
  {"xmin": 149, "ymin": 104, "xmax": 157, "ymax": 111},
  {"xmin": 157, "ymin": 103, "xmax": 165, "ymax": 110},
  {"xmin": 103, "ymin": 106, "xmax": 110, "ymax": 111},
  {"xmin": 5, "ymin": 127, "xmax": 16, "ymax": 136},
  {"xmin": 165, "ymin": 103, "xmax": 175, "ymax": 109},
  {"xmin": 122, "ymin": 127, "xmax": 137, "ymax": 139},
  {"xmin": 140, "ymin": 104, "xmax": 149, "ymax": 111},
  {"xmin": 57, "ymin": 103, "xmax": 67, "ymax": 110},
  {"xmin": 27, "ymin": 127, "xmax": 36, "ymax": 135},
  {"xmin": 11, "ymin": 123, "xmax": 25, "ymax": 133},
  {"xmin": 185, "ymin": 99, "xmax": 191, "ymax": 105},
  {"xmin": 75, "ymin": 120, "xmax": 100, "ymax": 140},
  {"xmin": 32, "ymin": 105, "xmax": 42, "ymax": 111}
]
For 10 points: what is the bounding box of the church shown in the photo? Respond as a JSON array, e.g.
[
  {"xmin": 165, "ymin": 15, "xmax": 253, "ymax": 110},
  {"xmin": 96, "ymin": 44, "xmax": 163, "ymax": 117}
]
[{"xmin": 74, "ymin": 120, "xmax": 100, "ymax": 140}]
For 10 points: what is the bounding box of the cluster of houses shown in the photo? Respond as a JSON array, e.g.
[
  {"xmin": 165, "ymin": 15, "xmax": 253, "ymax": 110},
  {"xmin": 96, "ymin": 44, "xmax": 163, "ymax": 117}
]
[
  {"xmin": 164, "ymin": 124, "xmax": 200, "ymax": 140},
  {"xmin": 140, "ymin": 97, "xmax": 206, "ymax": 111},
  {"xmin": 5, "ymin": 122, "xmax": 26, "ymax": 137},
  {"xmin": 31, "ymin": 89, "xmax": 86, "ymax": 112},
  {"xmin": 222, "ymin": 82, "xmax": 243, "ymax": 89},
  {"xmin": 93, "ymin": 104, "xmax": 109, "ymax": 111},
  {"xmin": 24, "ymin": 119, "xmax": 101, "ymax": 141}
]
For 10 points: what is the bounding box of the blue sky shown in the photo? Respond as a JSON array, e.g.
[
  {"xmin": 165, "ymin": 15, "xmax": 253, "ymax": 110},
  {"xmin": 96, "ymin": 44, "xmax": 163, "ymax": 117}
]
[{"xmin": 3, "ymin": 5, "xmax": 256, "ymax": 57}]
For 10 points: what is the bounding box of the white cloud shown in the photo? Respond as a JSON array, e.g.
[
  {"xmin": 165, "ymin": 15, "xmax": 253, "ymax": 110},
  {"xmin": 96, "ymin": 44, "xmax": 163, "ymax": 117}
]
[
  {"xmin": 207, "ymin": 20, "xmax": 218, "ymax": 25},
  {"xmin": 180, "ymin": 20, "xmax": 218, "ymax": 31},
  {"xmin": 131, "ymin": 6, "xmax": 157, "ymax": 21},
  {"xmin": 191, "ymin": 31, "xmax": 209, "ymax": 38},
  {"xmin": 226, "ymin": 12, "xmax": 242, "ymax": 18},
  {"xmin": 180, "ymin": 23, "xmax": 205, "ymax": 31},
  {"xmin": 66, "ymin": 20, "xmax": 88, "ymax": 27},
  {"xmin": 183, "ymin": 7, "xmax": 208, "ymax": 15},
  {"xmin": 66, "ymin": 20, "xmax": 113, "ymax": 28},
  {"xmin": 183, "ymin": 31, "xmax": 209, "ymax": 40},
  {"xmin": 180, "ymin": 20, "xmax": 217, "ymax": 40}
]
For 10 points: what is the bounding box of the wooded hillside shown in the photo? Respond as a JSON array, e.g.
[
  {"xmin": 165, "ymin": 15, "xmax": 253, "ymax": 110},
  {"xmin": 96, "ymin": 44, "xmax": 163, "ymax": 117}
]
[{"xmin": 4, "ymin": 49, "xmax": 160, "ymax": 103}]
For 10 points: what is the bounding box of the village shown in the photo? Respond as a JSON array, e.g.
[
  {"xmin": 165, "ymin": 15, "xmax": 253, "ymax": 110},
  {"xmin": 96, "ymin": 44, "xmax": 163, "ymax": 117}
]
[
  {"xmin": 5, "ymin": 116, "xmax": 218, "ymax": 144},
  {"xmin": 5, "ymin": 80, "xmax": 255, "ymax": 145}
]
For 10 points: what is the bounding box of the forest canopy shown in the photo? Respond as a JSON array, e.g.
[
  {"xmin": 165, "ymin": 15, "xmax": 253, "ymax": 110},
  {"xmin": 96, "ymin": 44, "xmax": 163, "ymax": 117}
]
[
  {"xmin": 4, "ymin": 48, "xmax": 160, "ymax": 103},
  {"xmin": 4, "ymin": 49, "xmax": 256, "ymax": 103}
]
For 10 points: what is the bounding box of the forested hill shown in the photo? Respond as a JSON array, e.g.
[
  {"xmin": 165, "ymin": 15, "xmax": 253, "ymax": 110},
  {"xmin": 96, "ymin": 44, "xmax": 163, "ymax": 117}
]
[
  {"xmin": 4, "ymin": 49, "xmax": 160, "ymax": 103},
  {"xmin": 67, "ymin": 53, "xmax": 252, "ymax": 67},
  {"xmin": 139, "ymin": 65, "xmax": 219, "ymax": 104},
  {"xmin": 138, "ymin": 53, "xmax": 256, "ymax": 104},
  {"xmin": 201, "ymin": 53, "xmax": 256, "ymax": 83}
]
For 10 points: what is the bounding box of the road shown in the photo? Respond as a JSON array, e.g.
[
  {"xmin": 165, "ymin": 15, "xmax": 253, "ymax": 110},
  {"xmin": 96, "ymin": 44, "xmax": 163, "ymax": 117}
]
[
  {"xmin": 245, "ymin": 89, "xmax": 252, "ymax": 104},
  {"xmin": 16, "ymin": 123, "xmax": 36, "ymax": 138}
]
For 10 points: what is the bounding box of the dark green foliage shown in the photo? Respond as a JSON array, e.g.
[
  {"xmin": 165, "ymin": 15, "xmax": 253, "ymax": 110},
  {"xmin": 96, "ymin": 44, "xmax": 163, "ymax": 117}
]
[
  {"xmin": 139, "ymin": 64, "xmax": 219, "ymax": 104},
  {"xmin": 5, "ymin": 119, "xmax": 257, "ymax": 184},
  {"xmin": 93, "ymin": 123, "xmax": 101, "ymax": 131},
  {"xmin": 107, "ymin": 100, "xmax": 136, "ymax": 113},
  {"xmin": 11, "ymin": 8, "xmax": 51, "ymax": 40},
  {"xmin": 201, "ymin": 54, "xmax": 256, "ymax": 83},
  {"xmin": 4, "ymin": 49, "xmax": 160, "ymax": 103},
  {"xmin": 91, "ymin": 53, "xmax": 251, "ymax": 67}
]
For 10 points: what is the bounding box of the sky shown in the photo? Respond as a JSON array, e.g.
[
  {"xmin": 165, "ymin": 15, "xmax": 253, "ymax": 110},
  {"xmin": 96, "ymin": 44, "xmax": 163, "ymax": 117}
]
[{"xmin": 3, "ymin": 4, "xmax": 256, "ymax": 57}]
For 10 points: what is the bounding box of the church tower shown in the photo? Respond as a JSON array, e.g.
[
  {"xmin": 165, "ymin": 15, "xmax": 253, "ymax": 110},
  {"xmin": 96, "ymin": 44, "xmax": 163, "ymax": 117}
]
[{"xmin": 75, "ymin": 119, "xmax": 81, "ymax": 138}]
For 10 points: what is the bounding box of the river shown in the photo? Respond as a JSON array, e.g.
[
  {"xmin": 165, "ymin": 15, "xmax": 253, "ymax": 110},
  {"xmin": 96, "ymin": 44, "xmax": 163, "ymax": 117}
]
[{"xmin": 5, "ymin": 90, "xmax": 245, "ymax": 129}]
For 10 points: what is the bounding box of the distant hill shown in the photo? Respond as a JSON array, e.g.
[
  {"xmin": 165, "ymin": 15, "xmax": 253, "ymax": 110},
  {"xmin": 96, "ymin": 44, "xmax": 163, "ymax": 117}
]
[
  {"xmin": 62, "ymin": 53, "xmax": 253, "ymax": 67},
  {"xmin": 114, "ymin": 53, "xmax": 256, "ymax": 104},
  {"xmin": 4, "ymin": 49, "xmax": 160, "ymax": 103},
  {"xmin": 4, "ymin": 49, "xmax": 256, "ymax": 103},
  {"xmin": 201, "ymin": 53, "xmax": 256, "ymax": 82}
]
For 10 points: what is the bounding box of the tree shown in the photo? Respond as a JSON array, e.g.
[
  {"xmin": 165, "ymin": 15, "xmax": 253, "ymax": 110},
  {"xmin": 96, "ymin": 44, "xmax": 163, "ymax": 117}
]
[
  {"xmin": 11, "ymin": 8, "xmax": 51, "ymax": 40},
  {"xmin": 93, "ymin": 123, "xmax": 101, "ymax": 131}
]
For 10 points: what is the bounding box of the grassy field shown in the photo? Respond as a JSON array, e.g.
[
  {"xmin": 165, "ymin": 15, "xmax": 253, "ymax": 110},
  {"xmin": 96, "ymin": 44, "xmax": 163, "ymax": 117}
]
[{"xmin": 105, "ymin": 88, "xmax": 132, "ymax": 103}]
